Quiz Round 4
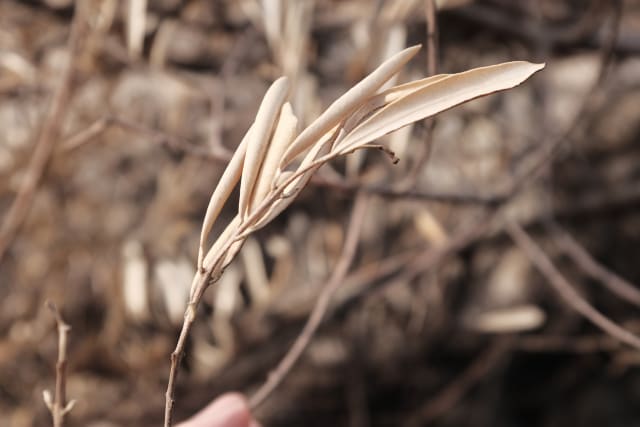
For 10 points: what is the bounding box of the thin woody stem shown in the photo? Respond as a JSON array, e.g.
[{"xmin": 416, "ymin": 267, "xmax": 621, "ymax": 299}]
[
  {"xmin": 164, "ymin": 271, "xmax": 212, "ymax": 427},
  {"xmin": 164, "ymin": 305, "xmax": 195, "ymax": 427},
  {"xmin": 44, "ymin": 302, "xmax": 75, "ymax": 427},
  {"xmin": 249, "ymin": 192, "xmax": 369, "ymax": 409},
  {"xmin": 506, "ymin": 221, "xmax": 640, "ymax": 351}
]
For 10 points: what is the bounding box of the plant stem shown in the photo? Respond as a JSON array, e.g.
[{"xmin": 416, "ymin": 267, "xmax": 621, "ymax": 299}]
[
  {"xmin": 164, "ymin": 273, "xmax": 209, "ymax": 427},
  {"xmin": 249, "ymin": 192, "xmax": 369, "ymax": 409},
  {"xmin": 44, "ymin": 302, "xmax": 75, "ymax": 427}
]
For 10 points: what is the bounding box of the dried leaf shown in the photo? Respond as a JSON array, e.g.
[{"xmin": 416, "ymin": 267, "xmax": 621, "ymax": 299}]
[
  {"xmin": 262, "ymin": 0, "xmax": 282, "ymax": 53},
  {"xmin": 468, "ymin": 305, "xmax": 546, "ymax": 333},
  {"xmin": 343, "ymin": 74, "xmax": 450, "ymax": 133},
  {"xmin": 285, "ymin": 126, "xmax": 342, "ymax": 195},
  {"xmin": 156, "ymin": 258, "xmax": 194, "ymax": 325},
  {"xmin": 240, "ymin": 237, "xmax": 270, "ymax": 306},
  {"xmin": 280, "ymin": 45, "xmax": 421, "ymax": 167},
  {"xmin": 127, "ymin": 0, "xmax": 147, "ymax": 59},
  {"xmin": 197, "ymin": 125, "xmax": 251, "ymax": 269},
  {"xmin": 252, "ymin": 127, "xmax": 340, "ymax": 232},
  {"xmin": 337, "ymin": 61, "xmax": 545, "ymax": 154},
  {"xmin": 239, "ymin": 77, "xmax": 290, "ymax": 220},
  {"xmin": 122, "ymin": 240, "xmax": 149, "ymax": 321},
  {"xmin": 202, "ymin": 215, "xmax": 242, "ymax": 271},
  {"xmin": 252, "ymin": 102, "xmax": 298, "ymax": 208},
  {"xmin": 414, "ymin": 210, "xmax": 448, "ymax": 246}
]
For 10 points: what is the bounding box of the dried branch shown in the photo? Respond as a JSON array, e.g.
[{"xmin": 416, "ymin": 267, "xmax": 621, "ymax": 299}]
[
  {"xmin": 486, "ymin": 0, "xmax": 621, "ymax": 212},
  {"xmin": 311, "ymin": 174, "xmax": 505, "ymax": 205},
  {"xmin": 164, "ymin": 311, "xmax": 191, "ymax": 426},
  {"xmin": 397, "ymin": 0, "xmax": 439, "ymax": 188},
  {"xmin": 249, "ymin": 192, "xmax": 369, "ymax": 409},
  {"xmin": 60, "ymin": 115, "xmax": 232, "ymax": 162},
  {"xmin": 165, "ymin": 306, "xmax": 194, "ymax": 426},
  {"xmin": 453, "ymin": 1, "xmax": 627, "ymax": 51},
  {"xmin": 550, "ymin": 224, "xmax": 640, "ymax": 308},
  {"xmin": 424, "ymin": 0, "xmax": 438, "ymax": 79},
  {"xmin": 0, "ymin": 4, "xmax": 88, "ymax": 264},
  {"xmin": 43, "ymin": 302, "xmax": 75, "ymax": 427},
  {"xmin": 506, "ymin": 221, "xmax": 640, "ymax": 351}
]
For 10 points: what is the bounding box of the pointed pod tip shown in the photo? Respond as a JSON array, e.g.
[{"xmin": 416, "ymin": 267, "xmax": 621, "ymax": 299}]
[
  {"xmin": 262, "ymin": 76, "xmax": 291, "ymax": 107},
  {"xmin": 516, "ymin": 61, "xmax": 545, "ymax": 72},
  {"xmin": 406, "ymin": 44, "xmax": 422, "ymax": 56},
  {"xmin": 503, "ymin": 61, "xmax": 546, "ymax": 79},
  {"xmin": 509, "ymin": 61, "xmax": 546, "ymax": 70},
  {"xmin": 527, "ymin": 62, "xmax": 546, "ymax": 77},
  {"xmin": 394, "ymin": 45, "xmax": 422, "ymax": 63},
  {"xmin": 272, "ymin": 75, "xmax": 290, "ymax": 93}
]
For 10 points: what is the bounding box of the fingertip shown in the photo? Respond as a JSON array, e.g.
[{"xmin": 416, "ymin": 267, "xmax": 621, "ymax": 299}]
[{"xmin": 179, "ymin": 393, "xmax": 252, "ymax": 427}]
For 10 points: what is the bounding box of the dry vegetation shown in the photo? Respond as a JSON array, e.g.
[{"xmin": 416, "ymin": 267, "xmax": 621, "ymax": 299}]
[{"xmin": 1, "ymin": 0, "xmax": 640, "ymax": 426}]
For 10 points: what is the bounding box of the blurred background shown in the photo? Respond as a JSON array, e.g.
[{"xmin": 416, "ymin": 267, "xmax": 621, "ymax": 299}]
[{"xmin": 1, "ymin": 0, "xmax": 639, "ymax": 426}]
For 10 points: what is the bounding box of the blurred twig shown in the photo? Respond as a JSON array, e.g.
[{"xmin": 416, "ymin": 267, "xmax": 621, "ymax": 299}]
[
  {"xmin": 474, "ymin": 0, "xmax": 622, "ymax": 203},
  {"xmin": 60, "ymin": 115, "xmax": 232, "ymax": 161},
  {"xmin": 506, "ymin": 221, "xmax": 640, "ymax": 351},
  {"xmin": 249, "ymin": 192, "xmax": 370, "ymax": 409},
  {"xmin": 398, "ymin": 0, "xmax": 439, "ymax": 189},
  {"xmin": 0, "ymin": 3, "xmax": 88, "ymax": 264},
  {"xmin": 312, "ymin": 174, "xmax": 505, "ymax": 205},
  {"xmin": 424, "ymin": 0, "xmax": 437, "ymax": 78},
  {"xmin": 549, "ymin": 223, "xmax": 640, "ymax": 308},
  {"xmin": 454, "ymin": 0, "xmax": 633, "ymax": 51},
  {"xmin": 207, "ymin": 30, "xmax": 256, "ymax": 155},
  {"xmin": 43, "ymin": 302, "xmax": 75, "ymax": 427}
]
